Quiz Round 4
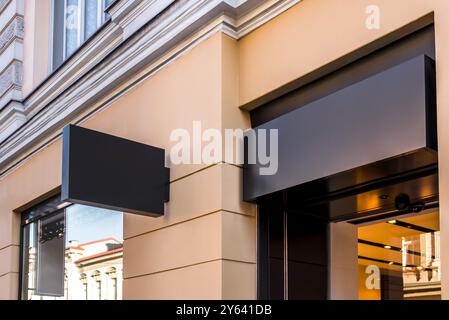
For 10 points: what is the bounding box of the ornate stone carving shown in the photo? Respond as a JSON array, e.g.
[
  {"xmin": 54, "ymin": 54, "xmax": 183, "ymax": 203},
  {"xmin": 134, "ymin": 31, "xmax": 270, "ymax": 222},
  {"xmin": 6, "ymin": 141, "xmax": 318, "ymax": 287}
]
[
  {"xmin": 0, "ymin": 16, "xmax": 24, "ymax": 54},
  {"xmin": 0, "ymin": 0, "xmax": 12, "ymax": 14},
  {"xmin": 0, "ymin": 61, "xmax": 22, "ymax": 97}
]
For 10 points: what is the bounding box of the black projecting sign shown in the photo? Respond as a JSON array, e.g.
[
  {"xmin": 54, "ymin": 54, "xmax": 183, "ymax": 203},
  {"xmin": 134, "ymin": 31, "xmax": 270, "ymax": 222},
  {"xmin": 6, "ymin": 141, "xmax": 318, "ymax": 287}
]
[{"xmin": 61, "ymin": 125, "xmax": 169, "ymax": 216}]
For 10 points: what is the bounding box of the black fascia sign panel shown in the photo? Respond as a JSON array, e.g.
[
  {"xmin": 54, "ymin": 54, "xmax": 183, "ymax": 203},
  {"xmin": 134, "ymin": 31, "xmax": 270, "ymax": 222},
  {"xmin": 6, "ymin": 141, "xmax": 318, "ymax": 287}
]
[
  {"xmin": 244, "ymin": 55, "xmax": 437, "ymax": 201},
  {"xmin": 61, "ymin": 125, "xmax": 169, "ymax": 216}
]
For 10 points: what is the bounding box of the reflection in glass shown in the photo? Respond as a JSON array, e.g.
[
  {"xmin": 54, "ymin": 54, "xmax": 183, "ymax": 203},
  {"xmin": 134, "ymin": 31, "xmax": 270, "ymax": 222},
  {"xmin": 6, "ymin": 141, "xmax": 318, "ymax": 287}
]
[
  {"xmin": 358, "ymin": 210, "xmax": 441, "ymax": 300},
  {"xmin": 36, "ymin": 212, "xmax": 65, "ymax": 296},
  {"xmin": 65, "ymin": 0, "xmax": 80, "ymax": 57},
  {"xmin": 105, "ymin": 0, "xmax": 115, "ymax": 7},
  {"xmin": 21, "ymin": 204, "xmax": 123, "ymax": 300},
  {"xmin": 84, "ymin": 0, "xmax": 99, "ymax": 39}
]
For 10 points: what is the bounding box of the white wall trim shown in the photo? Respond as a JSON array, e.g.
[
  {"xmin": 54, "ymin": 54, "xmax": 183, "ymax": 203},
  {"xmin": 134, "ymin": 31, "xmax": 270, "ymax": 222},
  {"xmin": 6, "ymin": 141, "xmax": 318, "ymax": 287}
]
[
  {"xmin": 112, "ymin": 0, "xmax": 176, "ymax": 40},
  {"xmin": 0, "ymin": 100, "xmax": 25, "ymax": 143}
]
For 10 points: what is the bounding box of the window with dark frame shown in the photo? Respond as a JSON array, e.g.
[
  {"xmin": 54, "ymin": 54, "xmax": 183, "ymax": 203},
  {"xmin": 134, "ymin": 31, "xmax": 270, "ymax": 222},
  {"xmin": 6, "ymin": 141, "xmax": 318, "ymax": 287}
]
[{"xmin": 20, "ymin": 195, "xmax": 123, "ymax": 300}]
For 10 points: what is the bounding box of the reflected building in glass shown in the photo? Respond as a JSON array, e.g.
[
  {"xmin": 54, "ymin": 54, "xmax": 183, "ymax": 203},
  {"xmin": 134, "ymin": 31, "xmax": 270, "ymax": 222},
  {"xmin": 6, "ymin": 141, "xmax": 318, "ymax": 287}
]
[
  {"xmin": 358, "ymin": 210, "xmax": 441, "ymax": 300},
  {"xmin": 21, "ymin": 201, "xmax": 123, "ymax": 300}
]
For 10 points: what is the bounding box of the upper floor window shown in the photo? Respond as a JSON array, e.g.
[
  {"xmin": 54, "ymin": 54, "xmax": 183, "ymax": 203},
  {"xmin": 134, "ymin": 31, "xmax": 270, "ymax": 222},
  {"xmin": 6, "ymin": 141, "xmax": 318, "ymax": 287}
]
[{"xmin": 52, "ymin": 0, "xmax": 115, "ymax": 70}]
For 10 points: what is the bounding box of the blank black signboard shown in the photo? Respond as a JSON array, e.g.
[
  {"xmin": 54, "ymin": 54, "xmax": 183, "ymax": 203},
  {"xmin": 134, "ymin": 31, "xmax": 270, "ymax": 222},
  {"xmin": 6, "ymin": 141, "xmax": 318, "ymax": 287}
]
[{"xmin": 61, "ymin": 125, "xmax": 169, "ymax": 216}]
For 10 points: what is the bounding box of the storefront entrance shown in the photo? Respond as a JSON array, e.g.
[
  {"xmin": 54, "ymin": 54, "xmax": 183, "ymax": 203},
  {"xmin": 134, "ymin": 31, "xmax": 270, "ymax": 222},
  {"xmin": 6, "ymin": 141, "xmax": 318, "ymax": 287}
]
[
  {"xmin": 246, "ymin": 25, "xmax": 439, "ymax": 300},
  {"xmin": 256, "ymin": 168, "xmax": 439, "ymax": 300}
]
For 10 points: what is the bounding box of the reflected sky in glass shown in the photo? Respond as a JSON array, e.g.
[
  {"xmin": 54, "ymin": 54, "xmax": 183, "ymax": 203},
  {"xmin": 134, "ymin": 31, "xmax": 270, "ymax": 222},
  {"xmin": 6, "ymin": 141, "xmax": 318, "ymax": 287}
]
[{"xmin": 65, "ymin": 204, "xmax": 123, "ymax": 245}]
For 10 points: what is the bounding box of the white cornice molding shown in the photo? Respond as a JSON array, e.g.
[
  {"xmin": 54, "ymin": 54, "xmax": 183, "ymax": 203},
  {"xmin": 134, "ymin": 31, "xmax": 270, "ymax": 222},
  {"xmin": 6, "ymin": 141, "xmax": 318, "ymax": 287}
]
[
  {"xmin": 0, "ymin": 100, "xmax": 25, "ymax": 143},
  {"xmin": 23, "ymin": 22, "xmax": 123, "ymax": 118},
  {"xmin": 111, "ymin": 0, "xmax": 176, "ymax": 40},
  {"xmin": 0, "ymin": 0, "xmax": 300, "ymax": 175},
  {"xmin": 236, "ymin": 0, "xmax": 300, "ymax": 37}
]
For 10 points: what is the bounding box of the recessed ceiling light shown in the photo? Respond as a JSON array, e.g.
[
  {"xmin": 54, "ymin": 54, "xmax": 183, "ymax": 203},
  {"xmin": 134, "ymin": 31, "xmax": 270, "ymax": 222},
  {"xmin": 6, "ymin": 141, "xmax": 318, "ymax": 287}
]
[
  {"xmin": 57, "ymin": 202, "xmax": 71, "ymax": 210},
  {"xmin": 384, "ymin": 245, "xmax": 392, "ymax": 249},
  {"xmin": 389, "ymin": 262, "xmax": 394, "ymax": 265},
  {"xmin": 388, "ymin": 220, "xmax": 397, "ymax": 224}
]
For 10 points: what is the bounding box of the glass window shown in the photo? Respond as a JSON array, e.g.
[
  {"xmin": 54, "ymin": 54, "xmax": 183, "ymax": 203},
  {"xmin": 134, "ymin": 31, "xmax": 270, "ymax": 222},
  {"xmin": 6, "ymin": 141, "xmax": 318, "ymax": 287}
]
[
  {"xmin": 108, "ymin": 268, "xmax": 118, "ymax": 300},
  {"xmin": 84, "ymin": 0, "xmax": 100, "ymax": 39},
  {"xmin": 65, "ymin": 0, "xmax": 81, "ymax": 58},
  {"xmin": 21, "ymin": 196, "xmax": 123, "ymax": 300},
  {"xmin": 53, "ymin": 0, "xmax": 114, "ymax": 69},
  {"xmin": 104, "ymin": 0, "xmax": 115, "ymax": 20},
  {"xmin": 80, "ymin": 274, "xmax": 88, "ymax": 299},
  {"xmin": 358, "ymin": 209, "xmax": 441, "ymax": 300},
  {"xmin": 104, "ymin": 0, "xmax": 115, "ymax": 7}
]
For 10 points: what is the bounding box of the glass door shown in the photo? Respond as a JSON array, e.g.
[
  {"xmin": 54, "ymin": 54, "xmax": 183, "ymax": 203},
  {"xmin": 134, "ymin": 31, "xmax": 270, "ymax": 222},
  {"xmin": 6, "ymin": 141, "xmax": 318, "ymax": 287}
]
[{"xmin": 357, "ymin": 208, "xmax": 441, "ymax": 300}]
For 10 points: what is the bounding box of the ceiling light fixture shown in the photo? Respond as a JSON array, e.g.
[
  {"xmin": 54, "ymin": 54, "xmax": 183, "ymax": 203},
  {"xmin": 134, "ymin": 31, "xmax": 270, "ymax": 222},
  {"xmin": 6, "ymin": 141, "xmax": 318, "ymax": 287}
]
[
  {"xmin": 388, "ymin": 220, "xmax": 397, "ymax": 224},
  {"xmin": 384, "ymin": 245, "xmax": 392, "ymax": 249},
  {"xmin": 56, "ymin": 202, "xmax": 72, "ymax": 210}
]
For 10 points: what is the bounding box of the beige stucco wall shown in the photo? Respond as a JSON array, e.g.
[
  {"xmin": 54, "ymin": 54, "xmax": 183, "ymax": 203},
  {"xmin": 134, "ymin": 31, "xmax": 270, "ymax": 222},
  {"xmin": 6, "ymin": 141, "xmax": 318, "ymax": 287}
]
[
  {"xmin": 0, "ymin": 32, "xmax": 257, "ymax": 300},
  {"xmin": 0, "ymin": 140, "xmax": 61, "ymax": 299},
  {"xmin": 2, "ymin": 0, "xmax": 449, "ymax": 300}
]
